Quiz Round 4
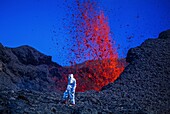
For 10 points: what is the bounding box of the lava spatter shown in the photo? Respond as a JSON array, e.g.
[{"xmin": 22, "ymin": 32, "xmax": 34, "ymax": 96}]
[{"xmin": 56, "ymin": 0, "xmax": 125, "ymax": 92}]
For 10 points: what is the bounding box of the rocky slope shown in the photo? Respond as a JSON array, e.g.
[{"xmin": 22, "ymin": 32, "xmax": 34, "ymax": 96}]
[
  {"xmin": 0, "ymin": 44, "xmax": 62, "ymax": 92},
  {"xmin": 100, "ymin": 29, "xmax": 170, "ymax": 113},
  {"xmin": 0, "ymin": 30, "xmax": 170, "ymax": 114},
  {"xmin": 0, "ymin": 41, "xmax": 126, "ymax": 92}
]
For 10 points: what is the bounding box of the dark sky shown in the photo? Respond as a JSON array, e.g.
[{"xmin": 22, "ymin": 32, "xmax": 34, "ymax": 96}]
[{"xmin": 0, "ymin": 0, "xmax": 170, "ymax": 66}]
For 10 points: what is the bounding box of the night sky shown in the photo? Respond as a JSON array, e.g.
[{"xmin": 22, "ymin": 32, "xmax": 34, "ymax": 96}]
[{"xmin": 0, "ymin": 0, "xmax": 170, "ymax": 66}]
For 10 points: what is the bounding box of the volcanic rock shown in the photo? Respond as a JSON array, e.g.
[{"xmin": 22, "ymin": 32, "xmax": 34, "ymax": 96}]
[
  {"xmin": 101, "ymin": 29, "xmax": 170, "ymax": 113},
  {"xmin": 0, "ymin": 44, "xmax": 62, "ymax": 91},
  {"xmin": 0, "ymin": 30, "xmax": 170, "ymax": 114}
]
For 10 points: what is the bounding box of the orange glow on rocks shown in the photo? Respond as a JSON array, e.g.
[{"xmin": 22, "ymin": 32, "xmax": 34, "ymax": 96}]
[{"xmin": 55, "ymin": 1, "xmax": 125, "ymax": 92}]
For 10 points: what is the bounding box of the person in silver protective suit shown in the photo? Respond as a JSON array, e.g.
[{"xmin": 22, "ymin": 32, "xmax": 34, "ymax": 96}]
[{"xmin": 62, "ymin": 74, "xmax": 76, "ymax": 105}]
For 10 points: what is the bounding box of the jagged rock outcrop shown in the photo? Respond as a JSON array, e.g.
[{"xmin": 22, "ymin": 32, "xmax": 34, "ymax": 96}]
[
  {"xmin": 0, "ymin": 30, "xmax": 170, "ymax": 114},
  {"xmin": 101, "ymin": 29, "xmax": 170, "ymax": 113},
  {"xmin": 0, "ymin": 44, "xmax": 62, "ymax": 91}
]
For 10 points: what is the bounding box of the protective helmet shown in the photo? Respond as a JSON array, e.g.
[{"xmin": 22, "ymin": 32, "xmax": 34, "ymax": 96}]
[{"xmin": 68, "ymin": 74, "xmax": 74, "ymax": 79}]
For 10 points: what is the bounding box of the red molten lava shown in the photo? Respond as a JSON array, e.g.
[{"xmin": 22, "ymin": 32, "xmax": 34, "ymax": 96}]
[{"xmin": 54, "ymin": 1, "xmax": 125, "ymax": 92}]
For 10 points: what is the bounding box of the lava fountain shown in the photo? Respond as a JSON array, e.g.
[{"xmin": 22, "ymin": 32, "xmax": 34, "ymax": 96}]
[{"xmin": 56, "ymin": 0, "xmax": 125, "ymax": 92}]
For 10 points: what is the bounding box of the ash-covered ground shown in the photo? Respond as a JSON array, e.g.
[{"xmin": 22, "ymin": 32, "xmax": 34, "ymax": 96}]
[{"xmin": 0, "ymin": 30, "xmax": 170, "ymax": 114}]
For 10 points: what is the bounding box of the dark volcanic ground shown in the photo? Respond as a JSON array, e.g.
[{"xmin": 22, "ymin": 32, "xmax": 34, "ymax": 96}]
[{"xmin": 0, "ymin": 30, "xmax": 170, "ymax": 114}]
